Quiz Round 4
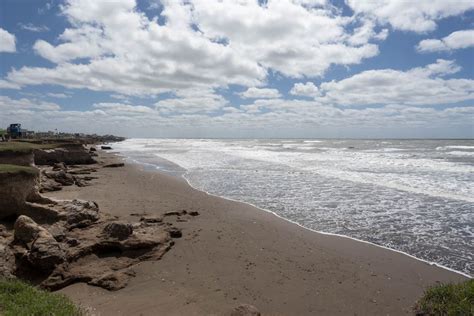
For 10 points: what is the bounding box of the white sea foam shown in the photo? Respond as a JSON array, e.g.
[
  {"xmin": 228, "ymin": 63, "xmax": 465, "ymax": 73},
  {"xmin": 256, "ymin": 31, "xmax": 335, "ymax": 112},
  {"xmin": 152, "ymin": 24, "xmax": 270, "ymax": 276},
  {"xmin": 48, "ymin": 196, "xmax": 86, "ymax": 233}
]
[{"xmin": 113, "ymin": 138, "xmax": 474, "ymax": 275}]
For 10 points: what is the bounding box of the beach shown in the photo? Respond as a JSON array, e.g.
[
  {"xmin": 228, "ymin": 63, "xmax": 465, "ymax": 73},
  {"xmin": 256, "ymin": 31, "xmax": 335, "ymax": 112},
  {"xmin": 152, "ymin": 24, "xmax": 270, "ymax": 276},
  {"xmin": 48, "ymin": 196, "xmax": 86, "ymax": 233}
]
[{"xmin": 47, "ymin": 150, "xmax": 467, "ymax": 315}]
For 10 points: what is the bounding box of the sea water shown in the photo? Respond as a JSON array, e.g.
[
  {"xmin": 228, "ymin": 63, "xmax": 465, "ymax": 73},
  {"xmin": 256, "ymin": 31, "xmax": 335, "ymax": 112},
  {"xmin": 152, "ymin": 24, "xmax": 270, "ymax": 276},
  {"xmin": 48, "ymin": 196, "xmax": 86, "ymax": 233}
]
[{"xmin": 113, "ymin": 139, "xmax": 474, "ymax": 276}]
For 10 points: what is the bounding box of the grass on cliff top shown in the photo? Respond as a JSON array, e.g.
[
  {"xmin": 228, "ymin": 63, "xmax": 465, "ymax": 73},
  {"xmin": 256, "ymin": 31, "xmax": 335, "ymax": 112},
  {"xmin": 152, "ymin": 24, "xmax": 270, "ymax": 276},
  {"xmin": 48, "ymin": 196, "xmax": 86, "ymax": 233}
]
[
  {"xmin": 0, "ymin": 141, "xmax": 63, "ymax": 153},
  {"xmin": 0, "ymin": 164, "xmax": 39, "ymax": 175},
  {"xmin": 415, "ymin": 279, "xmax": 474, "ymax": 316},
  {"xmin": 0, "ymin": 279, "xmax": 82, "ymax": 316}
]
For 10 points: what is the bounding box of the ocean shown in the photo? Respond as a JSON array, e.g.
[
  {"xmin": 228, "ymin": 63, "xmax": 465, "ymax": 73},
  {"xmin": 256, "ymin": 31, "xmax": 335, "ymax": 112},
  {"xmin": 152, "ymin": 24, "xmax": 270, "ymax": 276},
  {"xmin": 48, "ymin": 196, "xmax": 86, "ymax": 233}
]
[{"xmin": 113, "ymin": 139, "xmax": 474, "ymax": 276}]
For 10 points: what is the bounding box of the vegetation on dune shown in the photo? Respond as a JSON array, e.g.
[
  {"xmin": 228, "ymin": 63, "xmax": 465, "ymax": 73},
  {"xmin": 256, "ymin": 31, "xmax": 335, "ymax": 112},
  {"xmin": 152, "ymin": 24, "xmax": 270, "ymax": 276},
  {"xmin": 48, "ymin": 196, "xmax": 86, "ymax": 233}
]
[
  {"xmin": 0, "ymin": 141, "xmax": 63, "ymax": 153},
  {"xmin": 0, "ymin": 164, "xmax": 39, "ymax": 175},
  {"xmin": 415, "ymin": 279, "xmax": 474, "ymax": 316},
  {"xmin": 0, "ymin": 279, "xmax": 82, "ymax": 316}
]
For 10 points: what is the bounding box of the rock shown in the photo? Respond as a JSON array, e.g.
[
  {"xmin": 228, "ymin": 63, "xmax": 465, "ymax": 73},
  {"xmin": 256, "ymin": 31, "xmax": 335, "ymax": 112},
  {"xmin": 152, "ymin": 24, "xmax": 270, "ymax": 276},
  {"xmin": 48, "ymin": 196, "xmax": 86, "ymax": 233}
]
[
  {"xmin": 0, "ymin": 169, "xmax": 40, "ymax": 220},
  {"xmin": 103, "ymin": 163, "xmax": 125, "ymax": 168},
  {"xmin": 28, "ymin": 230, "xmax": 65, "ymax": 273},
  {"xmin": 14, "ymin": 215, "xmax": 45, "ymax": 245},
  {"xmin": 189, "ymin": 211, "xmax": 200, "ymax": 216},
  {"xmin": 45, "ymin": 170, "xmax": 75, "ymax": 186},
  {"xmin": 39, "ymin": 178, "xmax": 63, "ymax": 193},
  {"xmin": 52, "ymin": 162, "xmax": 67, "ymax": 171},
  {"xmin": 103, "ymin": 222, "xmax": 133, "ymax": 240},
  {"xmin": 140, "ymin": 216, "xmax": 163, "ymax": 223},
  {"xmin": 89, "ymin": 147, "xmax": 97, "ymax": 152},
  {"xmin": 231, "ymin": 304, "xmax": 261, "ymax": 316},
  {"xmin": 64, "ymin": 200, "xmax": 100, "ymax": 229},
  {"xmin": 101, "ymin": 146, "xmax": 112, "ymax": 150},
  {"xmin": 34, "ymin": 145, "xmax": 96, "ymax": 166},
  {"xmin": 88, "ymin": 270, "xmax": 135, "ymax": 291},
  {"xmin": 164, "ymin": 210, "xmax": 187, "ymax": 217},
  {"xmin": 166, "ymin": 227, "xmax": 182, "ymax": 238}
]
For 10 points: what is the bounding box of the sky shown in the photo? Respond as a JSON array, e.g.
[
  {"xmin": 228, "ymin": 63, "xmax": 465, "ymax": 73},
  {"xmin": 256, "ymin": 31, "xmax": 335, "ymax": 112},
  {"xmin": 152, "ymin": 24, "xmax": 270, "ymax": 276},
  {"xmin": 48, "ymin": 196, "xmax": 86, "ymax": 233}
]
[{"xmin": 0, "ymin": 0, "xmax": 473, "ymax": 138}]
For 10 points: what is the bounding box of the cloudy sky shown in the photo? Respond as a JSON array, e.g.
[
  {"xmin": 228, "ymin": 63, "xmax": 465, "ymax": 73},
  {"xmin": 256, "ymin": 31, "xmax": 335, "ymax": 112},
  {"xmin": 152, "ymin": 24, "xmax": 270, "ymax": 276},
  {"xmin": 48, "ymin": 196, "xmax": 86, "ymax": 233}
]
[{"xmin": 0, "ymin": 0, "xmax": 473, "ymax": 138}]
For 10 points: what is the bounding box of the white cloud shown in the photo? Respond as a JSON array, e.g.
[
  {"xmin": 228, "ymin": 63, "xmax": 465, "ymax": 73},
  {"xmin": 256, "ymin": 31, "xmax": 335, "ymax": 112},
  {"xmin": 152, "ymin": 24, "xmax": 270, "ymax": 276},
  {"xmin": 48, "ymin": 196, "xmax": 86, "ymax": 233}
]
[
  {"xmin": 47, "ymin": 93, "xmax": 70, "ymax": 98},
  {"xmin": 0, "ymin": 28, "xmax": 16, "ymax": 53},
  {"xmin": 156, "ymin": 88, "xmax": 228, "ymax": 114},
  {"xmin": 417, "ymin": 29, "xmax": 474, "ymax": 52},
  {"xmin": 19, "ymin": 23, "xmax": 50, "ymax": 32},
  {"xmin": 0, "ymin": 80, "xmax": 20, "ymax": 89},
  {"xmin": 317, "ymin": 59, "xmax": 474, "ymax": 106},
  {"xmin": 0, "ymin": 96, "xmax": 60, "ymax": 111},
  {"xmin": 5, "ymin": 0, "xmax": 383, "ymax": 96},
  {"xmin": 346, "ymin": 0, "xmax": 474, "ymax": 33},
  {"xmin": 240, "ymin": 87, "xmax": 282, "ymax": 99},
  {"xmin": 290, "ymin": 82, "xmax": 320, "ymax": 98}
]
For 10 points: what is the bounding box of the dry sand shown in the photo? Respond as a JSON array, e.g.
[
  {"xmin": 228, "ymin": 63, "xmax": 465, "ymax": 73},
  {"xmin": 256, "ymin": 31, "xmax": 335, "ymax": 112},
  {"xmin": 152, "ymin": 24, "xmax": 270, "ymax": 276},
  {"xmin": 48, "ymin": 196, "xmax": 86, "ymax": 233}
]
[{"xmin": 48, "ymin": 151, "xmax": 467, "ymax": 315}]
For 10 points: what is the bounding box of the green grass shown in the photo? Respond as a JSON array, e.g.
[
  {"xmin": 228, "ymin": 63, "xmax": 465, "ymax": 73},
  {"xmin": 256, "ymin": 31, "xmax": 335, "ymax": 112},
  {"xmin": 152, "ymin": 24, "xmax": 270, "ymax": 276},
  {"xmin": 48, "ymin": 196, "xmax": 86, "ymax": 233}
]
[
  {"xmin": 0, "ymin": 129, "xmax": 5, "ymax": 136},
  {"xmin": 0, "ymin": 279, "xmax": 82, "ymax": 316},
  {"xmin": 0, "ymin": 141, "xmax": 62, "ymax": 153},
  {"xmin": 0, "ymin": 164, "xmax": 39, "ymax": 175},
  {"xmin": 415, "ymin": 279, "xmax": 474, "ymax": 316}
]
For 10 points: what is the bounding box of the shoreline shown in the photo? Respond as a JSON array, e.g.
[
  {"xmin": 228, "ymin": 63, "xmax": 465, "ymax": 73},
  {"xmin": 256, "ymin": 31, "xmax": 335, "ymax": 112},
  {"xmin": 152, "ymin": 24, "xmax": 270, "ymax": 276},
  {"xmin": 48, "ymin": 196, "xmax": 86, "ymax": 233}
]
[
  {"xmin": 52, "ymin": 150, "xmax": 467, "ymax": 315},
  {"xmin": 123, "ymin": 151, "xmax": 472, "ymax": 278},
  {"xmin": 178, "ymin": 172, "xmax": 472, "ymax": 279}
]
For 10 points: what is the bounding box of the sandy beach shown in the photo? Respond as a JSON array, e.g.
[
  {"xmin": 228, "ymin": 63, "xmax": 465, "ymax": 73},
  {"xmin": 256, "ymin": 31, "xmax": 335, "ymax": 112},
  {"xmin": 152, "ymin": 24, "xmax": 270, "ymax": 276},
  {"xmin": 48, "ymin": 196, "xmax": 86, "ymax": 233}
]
[{"xmin": 47, "ymin": 151, "xmax": 467, "ymax": 315}]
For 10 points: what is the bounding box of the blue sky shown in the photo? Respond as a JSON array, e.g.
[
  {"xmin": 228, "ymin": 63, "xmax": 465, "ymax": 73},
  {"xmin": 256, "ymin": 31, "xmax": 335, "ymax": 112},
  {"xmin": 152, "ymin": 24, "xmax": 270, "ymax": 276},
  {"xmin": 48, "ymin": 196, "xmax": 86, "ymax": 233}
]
[{"xmin": 0, "ymin": 0, "xmax": 473, "ymax": 138}]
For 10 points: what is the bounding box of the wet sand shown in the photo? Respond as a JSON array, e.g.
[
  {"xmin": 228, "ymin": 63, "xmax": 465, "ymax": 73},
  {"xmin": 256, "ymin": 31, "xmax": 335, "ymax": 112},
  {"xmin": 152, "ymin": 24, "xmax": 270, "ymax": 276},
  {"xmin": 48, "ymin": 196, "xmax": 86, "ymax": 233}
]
[{"xmin": 49, "ymin": 151, "xmax": 467, "ymax": 315}]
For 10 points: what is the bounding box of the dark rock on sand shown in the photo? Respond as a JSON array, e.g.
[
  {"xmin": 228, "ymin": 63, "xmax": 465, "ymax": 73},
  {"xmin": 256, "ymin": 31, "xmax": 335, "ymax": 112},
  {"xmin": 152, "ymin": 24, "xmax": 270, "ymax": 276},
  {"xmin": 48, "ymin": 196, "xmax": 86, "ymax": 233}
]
[
  {"xmin": 166, "ymin": 227, "xmax": 182, "ymax": 238},
  {"xmin": 28, "ymin": 229, "xmax": 66, "ymax": 273},
  {"xmin": 103, "ymin": 163, "xmax": 125, "ymax": 168},
  {"xmin": 189, "ymin": 211, "xmax": 200, "ymax": 216},
  {"xmin": 164, "ymin": 210, "xmax": 187, "ymax": 217},
  {"xmin": 45, "ymin": 170, "xmax": 75, "ymax": 186},
  {"xmin": 140, "ymin": 216, "xmax": 163, "ymax": 223},
  {"xmin": 103, "ymin": 222, "xmax": 133, "ymax": 240},
  {"xmin": 231, "ymin": 304, "xmax": 261, "ymax": 316},
  {"xmin": 101, "ymin": 146, "xmax": 112, "ymax": 150},
  {"xmin": 64, "ymin": 200, "xmax": 100, "ymax": 229},
  {"xmin": 14, "ymin": 215, "xmax": 46, "ymax": 244}
]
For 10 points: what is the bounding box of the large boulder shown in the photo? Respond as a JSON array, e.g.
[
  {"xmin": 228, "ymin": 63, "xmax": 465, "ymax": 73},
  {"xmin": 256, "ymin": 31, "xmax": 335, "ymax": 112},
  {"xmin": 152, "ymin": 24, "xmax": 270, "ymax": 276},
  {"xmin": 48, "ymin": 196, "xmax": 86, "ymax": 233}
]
[
  {"xmin": 28, "ymin": 230, "xmax": 65, "ymax": 273},
  {"xmin": 13, "ymin": 215, "xmax": 65, "ymax": 273},
  {"xmin": 64, "ymin": 200, "xmax": 100, "ymax": 229},
  {"xmin": 14, "ymin": 215, "xmax": 46, "ymax": 244},
  {"xmin": 44, "ymin": 170, "xmax": 75, "ymax": 186}
]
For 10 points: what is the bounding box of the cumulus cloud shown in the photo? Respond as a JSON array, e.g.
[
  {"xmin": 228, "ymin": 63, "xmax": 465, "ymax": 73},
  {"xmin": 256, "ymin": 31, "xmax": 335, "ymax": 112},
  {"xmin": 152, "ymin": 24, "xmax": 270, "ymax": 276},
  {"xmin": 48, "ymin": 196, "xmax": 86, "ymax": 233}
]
[
  {"xmin": 156, "ymin": 88, "xmax": 228, "ymax": 114},
  {"xmin": 0, "ymin": 28, "xmax": 16, "ymax": 53},
  {"xmin": 317, "ymin": 59, "xmax": 473, "ymax": 106},
  {"xmin": 2, "ymin": 95, "xmax": 472, "ymax": 138},
  {"xmin": 0, "ymin": 95, "xmax": 60, "ymax": 111},
  {"xmin": 3, "ymin": 0, "xmax": 384, "ymax": 96},
  {"xmin": 240, "ymin": 87, "xmax": 282, "ymax": 99},
  {"xmin": 290, "ymin": 82, "xmax": 320, "ymax": 98},
  {"xmin": 346, "ymin": 0, "xmax": 474, "ymax": 33},
  {"xmin": 417, "ymin": 29, "xmax": 474, "ymax": 52}
]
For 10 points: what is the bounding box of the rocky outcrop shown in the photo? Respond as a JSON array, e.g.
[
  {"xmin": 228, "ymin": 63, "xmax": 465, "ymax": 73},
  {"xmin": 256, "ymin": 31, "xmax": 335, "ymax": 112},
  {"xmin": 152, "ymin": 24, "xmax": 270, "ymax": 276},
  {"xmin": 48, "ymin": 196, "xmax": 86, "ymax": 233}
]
[
  {"xmin": 34, "ymin": 144, "xmax": 96, "ymax": 166},
  {"xmin": 0, "ymin": 167, "xmax": 43, "ymax": 220},
  {"xmin": 0, "ymin": 150, "xmax": 34, "ymax": 166},
  {"xmin": 1, "ymin": 198, "xmax": 190, "ymax": 291}
]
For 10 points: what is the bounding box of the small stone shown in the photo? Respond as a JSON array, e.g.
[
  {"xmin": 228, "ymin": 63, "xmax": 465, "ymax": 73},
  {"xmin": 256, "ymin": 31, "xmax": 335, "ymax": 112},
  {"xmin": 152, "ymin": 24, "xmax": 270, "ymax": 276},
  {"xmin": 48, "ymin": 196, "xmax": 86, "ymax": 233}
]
[
  {"xmin": 231, "ymin": 304, "xmax": 261, "ymax": 316},
  {"xmin": 189, "ymin": 211, "xmax": 200, "ymax": 216}
]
